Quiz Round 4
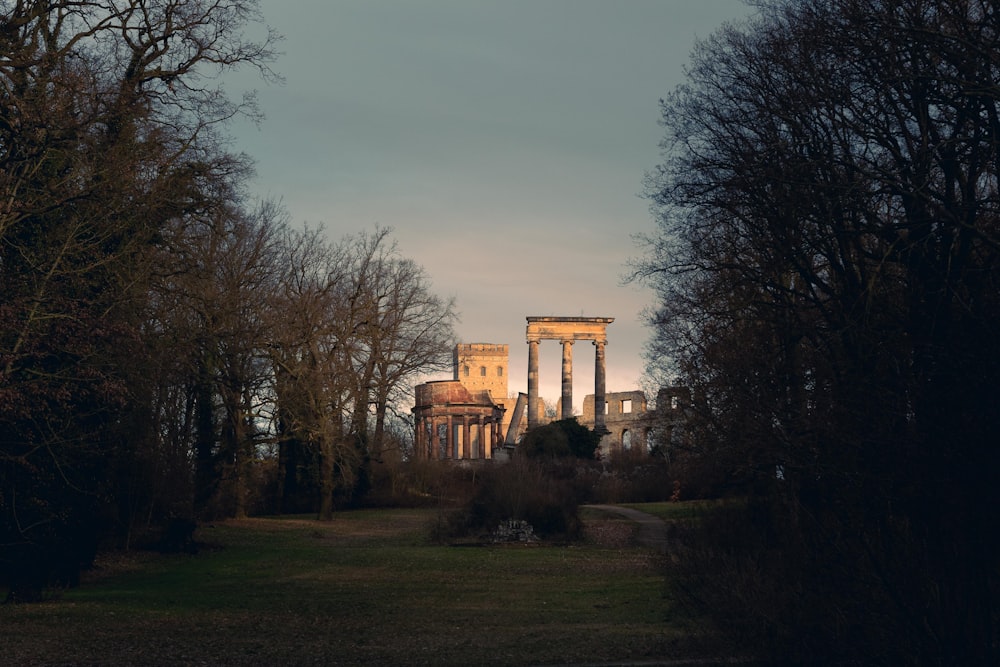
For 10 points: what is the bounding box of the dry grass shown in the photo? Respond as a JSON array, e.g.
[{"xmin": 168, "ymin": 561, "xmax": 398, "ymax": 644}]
[
  {"xmin": 2, "ymin": 507, "xmax": 718, "ymax": 666},
  {"xmin": 582, "ymin": 516, "xmax": 640, "ymax": 549}
]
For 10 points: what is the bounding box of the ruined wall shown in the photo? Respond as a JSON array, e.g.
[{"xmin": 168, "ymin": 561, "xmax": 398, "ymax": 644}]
[
  {"xmin": 580, "ymin": 390, "xmax": 653, "ymax": 454},
  {"xmin": 415, "ymin": 340, "xmax": 674, "ymax": 459},
  {"xmin": 654, "ymin": 386, "xmax": 691, "ymax": 451}
]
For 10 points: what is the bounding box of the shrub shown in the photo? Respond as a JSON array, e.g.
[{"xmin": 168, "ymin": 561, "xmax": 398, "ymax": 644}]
[
  {"xmin": 520, "ymin": 418, "xmax": 600, "ymax": 460},
  {"xmin": 435, "ymin": 456, "xmax": 581, "ymax": 542},
  {"xmin": 667, "ymin": 493, "xmax": 937, "ymax": 665},
  {"xmin": 592, "ymin": 448, "xmax": 675, "ymax": 504}
]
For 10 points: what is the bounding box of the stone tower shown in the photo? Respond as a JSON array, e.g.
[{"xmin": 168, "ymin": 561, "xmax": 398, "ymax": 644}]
[{"xmin": 454, "ymin": 343, "xmax": 508, "ymax": 402}]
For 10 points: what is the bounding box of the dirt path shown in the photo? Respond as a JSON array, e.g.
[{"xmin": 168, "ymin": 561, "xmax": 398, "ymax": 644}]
[{"xmin": 585, "ymin": 504, "xmax": 668, "ymax": 552}]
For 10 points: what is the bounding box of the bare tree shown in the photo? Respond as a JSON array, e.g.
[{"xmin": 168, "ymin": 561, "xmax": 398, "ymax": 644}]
[
  {"xmin": 267, "ymin": 226, "xmax": 355, "ymax": 520},
  {"xmin": 150, "ymin": 198, "xmax": 285, "ymax": 519},
  {"xmin": 342, "ymin": 228, "xmax": 457, "ymax": 460},
  {"xmin": 636, "ymin": 0, "xmax": 1000, "ymax": 662},
  {"xmin": 0, "ymin": 0, "xmax": 278, "ymax": 600},
  {"xmin": 267, "ymin": 227, "xmax": 456, "ymax": 518}
]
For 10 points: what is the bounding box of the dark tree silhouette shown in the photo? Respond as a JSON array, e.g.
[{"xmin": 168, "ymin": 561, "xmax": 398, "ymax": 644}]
[
  {"xmin": 267, "ymin": 227, "xmax": 456, "ymax": 519},
  {"xmin": 0, "ymin": 0, "xmax": 278, "ymax": 601},
  {"xmin": 521, "ymin": 419, "xmax": 600, "ymax": 460},
  {"xmin": 636, "ymin": 0, "xmax": 1000, "ymax": 662}
]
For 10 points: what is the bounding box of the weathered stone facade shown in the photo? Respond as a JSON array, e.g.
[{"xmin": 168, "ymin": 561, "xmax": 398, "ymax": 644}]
[
  {"xmin": 654, "ymin": 386, "xmax": 691, "ymax": 452},
  {"xmin": 580, "ymin": 390, "xmax": 653, "ymax": 454},
  {"xmin": 574, "ymin": 387, "xmax": 692, "ymax": 456},
  {"xmin": 525, "ymin": 316, "xmax": 613, "ymax": 432},
  {"xmin": 454, "ymin": 343, "xmax": 508, "ymax": 399},
  {"xmin": 412, "ymin": 380, "xmax": 504, "ymax": 460},
  {"xmin": 453, "ymin": 343, "xmax": 517, "ymax": 438},
  {"xmin": 412, "ymin": 321, "xmax": 689, "ymax": 460}
]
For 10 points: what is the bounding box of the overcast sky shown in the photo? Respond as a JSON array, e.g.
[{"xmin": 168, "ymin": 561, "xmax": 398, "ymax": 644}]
[{"xmin": 230, "ymin": 0, "xmax": 753, "ymax": 410}]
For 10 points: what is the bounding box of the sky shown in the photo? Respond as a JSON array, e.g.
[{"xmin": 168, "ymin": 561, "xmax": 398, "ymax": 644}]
[{"xmin": 229, "ymin": 0, "xmax": 754, "ymax": 411}]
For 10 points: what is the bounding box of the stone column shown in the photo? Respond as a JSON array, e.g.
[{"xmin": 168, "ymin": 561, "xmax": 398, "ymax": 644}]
[
  {"xmin": 462, "ymin": 417, "xmax": 471, "ymax": 459},
  {"xmin": 424, "ymin": 417, "xmax": 432, "ymax": 459},
  {"xmin": 594, "ymin": 340, "xmax": 608, "ymax": 434},
  {"xmin": 561, "ymin": 340, "xmax": 574, "ymax": 420},
  {"xmin": 446, "ymin": 415, "xmax": 454, "ymax": 459},
  {"xmin": 417, "ymin": 415, "xmax": 427, "ymax": 460},
  {"xmin": 485, "ymin": 418, "xmax": 494, "ymax": 459},
  {"xmin": 527, "ymin": 339, "xmax": 540, "ymax": 429},
  {"xmin": 428, "ymin": 419, "xmax": 435, "ymax": 459},
  {"xmin": 476, "ymin": 415, "xmax": 484, "ymax": 459},
  {"xmin": 423, "ymin": 417, "xmax": 430, "ymax": 460}
]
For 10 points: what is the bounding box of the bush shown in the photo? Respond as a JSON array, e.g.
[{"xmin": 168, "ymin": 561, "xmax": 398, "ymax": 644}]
[
  {"xmin": 520, "ymin": 418, "xmax": 600, "ymax": 460},
  {"xmin": 592, "ymin": 448, "xmax": 675, "ymax": 504},
  {"xmin": 667, "ymin": 492, "xmax": 944, "ymax": 665},
  {"xmin": 365, "ymin": 459, "xmax": 479, "ymax": 509},
  {"xmin": 3, "ymin": 513, "xmax": 102, "ymax": 603},
  {"xmin": 434, "ymin": 456, "xmax": 581, "ymax": 543}
]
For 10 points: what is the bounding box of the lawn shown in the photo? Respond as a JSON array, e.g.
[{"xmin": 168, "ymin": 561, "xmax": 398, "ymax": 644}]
[
  {"xmin": 2, "ymin": 507, "xmax": 717, "ymax": 666},
  {"xmin": 620, "ymin": 499, "xmax": 735, "ymax": 522}
]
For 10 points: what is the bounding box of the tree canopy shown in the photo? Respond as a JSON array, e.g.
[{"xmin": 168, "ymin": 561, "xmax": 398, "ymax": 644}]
[
  {"xmin": 637, "ymin": 0, "xmax": 1000, "ymax": 662},
  {"xmin": 1, "ymin": 1, "xmax": 457, "ymax": 601},
  {"xmin": 520, "ymin": 418, "xmax": 600, "ymax": 460}
]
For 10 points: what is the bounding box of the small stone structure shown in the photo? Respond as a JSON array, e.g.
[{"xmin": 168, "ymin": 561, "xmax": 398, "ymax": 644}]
[
  {"xmin": 412, "ymin": 381, "xmax": 505, "ymax": 460},
  {"xmin": 491, "ymin": 519, "xmax": 538, "ymax": 543}
]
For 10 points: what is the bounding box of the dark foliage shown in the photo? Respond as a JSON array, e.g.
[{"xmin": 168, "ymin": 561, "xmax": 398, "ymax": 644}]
[
  {"xmin": 520, "ymin": 418, "xmax": 601, "ymax": 460},
  {"xmin": 637, "ymin": 0, "xmax": 1000, "ymax": 663},
  {"xmin": 1, "ymin": 2, "xmax": 457, "ymax": 601},
  {"xmin": 154, "ymin": 518, "xmax": 199, "ymax": 555},
  {"xmin": 434, "ymin": 456, "xmax": 582, "ymax": 542},
  {"xmin": 592, "ymin": 449, "xmax": 675, "ymax": 504},
  {"xmin": 0, "ymin": 0, "xmax": 277, "ymax": 601}
]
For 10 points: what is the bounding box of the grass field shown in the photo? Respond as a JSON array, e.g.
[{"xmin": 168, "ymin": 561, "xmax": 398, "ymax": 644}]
[
  {"xmin": 619, "ymin": 499, "xmax": 731, "ymax": 522},
  {"xmin": 2, "ymin": 506, "xmax": 720, "ymax": 666}
]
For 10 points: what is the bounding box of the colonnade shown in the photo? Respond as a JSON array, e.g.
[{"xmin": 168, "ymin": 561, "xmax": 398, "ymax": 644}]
[
  {"xmin": 412, "ymin": 379, "xmax": 506, "ymax": 460},
  {"xmin": 526, "ymin": 316, "xmax": 613, "ymax": 433},
  {"xmin": 412, "ymin": 410, "xmax": 504, "ymax": 460}
]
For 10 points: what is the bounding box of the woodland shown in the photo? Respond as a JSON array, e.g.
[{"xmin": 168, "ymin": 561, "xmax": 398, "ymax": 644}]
[
  {"xmin": 5, "ymin": 2, "xmax": 1000, "ymax": 664},
  {"xmin": 636, "ymin": 0, "xmax": 1000, "ymax": 663},
  {"xmin": 1, "ymin": 0, "xmax": 458, "ymax": 601}
]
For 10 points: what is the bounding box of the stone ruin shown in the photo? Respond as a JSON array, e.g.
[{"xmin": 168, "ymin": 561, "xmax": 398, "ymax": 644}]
[
  {"xmin": 491, "ymin": 519, "xmax": 538, "ymax": 543},
  {"xmin": 412, "ymin": 316, "xmax": 689, "ymax": 459}
]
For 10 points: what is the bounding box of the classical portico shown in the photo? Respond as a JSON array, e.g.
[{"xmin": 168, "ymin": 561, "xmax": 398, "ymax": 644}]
[{"xmin": 526, "ymin": 316, "xmax": 613, "ymax": 433}]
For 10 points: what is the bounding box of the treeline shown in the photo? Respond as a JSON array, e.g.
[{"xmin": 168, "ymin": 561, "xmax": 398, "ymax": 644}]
[
  {"xmin": 1, "ymin": 1, "xmax": 456, "ymax": 601},
  {"xmin": 637, "ymin": 0, "xmax": 1000, "ymax": 664}
]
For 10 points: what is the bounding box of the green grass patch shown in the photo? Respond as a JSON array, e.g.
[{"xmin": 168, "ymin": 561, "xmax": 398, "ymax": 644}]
[
  {"xmin": 2, "ymin": 509, "xmax": 712, "ymax": 666},
  {"xmin": 620, "ymin": 499, "xmax": 733, "ymax": 522}
]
